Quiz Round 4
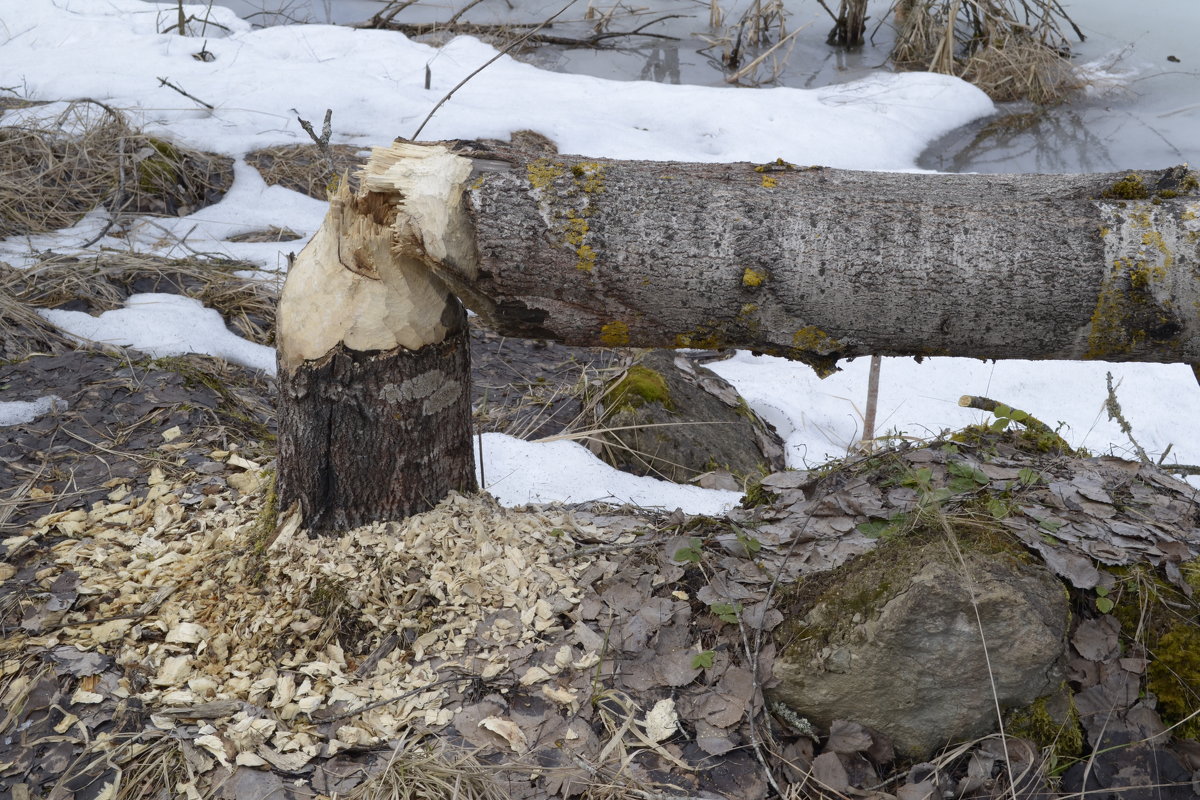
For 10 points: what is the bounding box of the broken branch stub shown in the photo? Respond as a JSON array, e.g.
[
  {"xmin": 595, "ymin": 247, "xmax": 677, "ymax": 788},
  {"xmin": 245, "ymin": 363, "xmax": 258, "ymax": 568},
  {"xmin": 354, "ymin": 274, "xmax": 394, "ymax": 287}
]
[{"xmin": 276, "ymin": 143, "xmax": 478, "ymax": 530}]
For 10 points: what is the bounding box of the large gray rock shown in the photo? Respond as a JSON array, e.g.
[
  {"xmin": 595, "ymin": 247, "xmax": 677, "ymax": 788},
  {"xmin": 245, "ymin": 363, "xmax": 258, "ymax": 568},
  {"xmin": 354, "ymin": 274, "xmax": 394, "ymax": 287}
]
[
  {"xmin": 770, "ymin": 538, "xmax": 1069, "ymax": 759},
  {"xmin": 591, "ymin": 350, "xmax": 785, "ymax": 484}
]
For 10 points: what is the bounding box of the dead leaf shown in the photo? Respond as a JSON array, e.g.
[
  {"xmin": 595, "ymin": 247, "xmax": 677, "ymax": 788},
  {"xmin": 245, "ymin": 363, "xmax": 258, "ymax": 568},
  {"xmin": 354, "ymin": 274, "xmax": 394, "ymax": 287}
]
[
  {"xmin": 478, "ymin": 716, "xmax": 528, "ymax": 753},
  {"xmin": 641, "ymin": 698, "xmax": 679, "ymax": 744}
]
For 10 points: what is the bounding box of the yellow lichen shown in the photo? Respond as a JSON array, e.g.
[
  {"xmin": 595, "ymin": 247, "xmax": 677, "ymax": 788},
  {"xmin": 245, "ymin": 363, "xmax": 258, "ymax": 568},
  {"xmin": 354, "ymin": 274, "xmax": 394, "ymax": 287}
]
[
  {"xmin": 600, "ymin": 320, "xmax": 630, "ymax": 346},
  {"xmin": 1086, "ymin": 257, "xmax": 1181, "ymax": 359},
  {"xmin": 675, "ymin": 325, "xmax": 726, "ymax": 349},
  {"xmin": 527, "ymin": 159, "xmax": 565, "ymax": 190},
  {"xmin": 761, "ymin": 175, "xmax": 777, "ymax": 189},
  {"xmin": 570, "ymin": 161, "xmax": 605, "ymax": 194},
  {"xmin": 1141, "ymin": 230, "xmax": 1174, "ymax": 270},
  {"xmin": 576, "ymin": 243, "xmax": 596, "ymax": 271},
  {"xmin": 742, "ymin": 268, "xmax": 767, "ymax": 287},
  {"xmin": 791, "ymin": 326, "xmax": 841, "ymax": 352}
]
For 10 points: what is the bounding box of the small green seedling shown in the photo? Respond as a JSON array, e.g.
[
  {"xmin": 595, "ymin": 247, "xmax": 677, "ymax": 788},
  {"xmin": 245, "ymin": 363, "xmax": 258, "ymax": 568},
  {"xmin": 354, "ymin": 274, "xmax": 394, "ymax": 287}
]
[
  {"xmin": 674, "ymin": 537, "xmax": 704, "ymax": 564},
  {"xmin": 709, "ymin": 602, "xmax": 741, "ymax": 624},
  {"xmin": 1095, "ymin": 585, "xmax": 1114, "ymax": 614}
]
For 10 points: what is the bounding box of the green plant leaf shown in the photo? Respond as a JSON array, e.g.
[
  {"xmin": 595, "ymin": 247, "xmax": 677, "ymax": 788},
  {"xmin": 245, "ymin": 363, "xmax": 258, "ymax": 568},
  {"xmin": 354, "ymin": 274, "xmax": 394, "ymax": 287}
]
[
  {"xmin": 1095, "ymin": 586, "xmax": 1109, "ymax": 597},
  {"xmin": 986, "ymin": 497, "xmax": 1009, "ymax": 519},
  {"xmin": 737, "ymin": 532, "xmax": 762, "ymax": 555},
  {"xmin": 674, "ymin": 537, "xmax": 703, "ymax": 564},
  {"xmin": 710, "ymin": 602, "xmax": 742, "ymax": 624},
  {"xmin": 1018, "ymin": 467, "xmax": 1041, "ymax": 486},
  {"xmin": 1096, "ymin": 597, "xmax": 1114, "ymax": 614},
  {"xmin": 692, "ymin": 650, "xmax": 715, "ymax": 669},
  {"xmin": 1009, "ymin": 409, "xmax": 1029, "ymax": 422},
  {"xmin": 857, "ymin": 520, "xmax": 891, "ymax": 539},
  {"xmin": 990, "ymin": 418, "xmax": 1009, "ymax": 431},
  {"xmin": 994, "ymin": 404, "xmax": 1013, "ymax": 418},
  {"xmin": 948, "ymin": 476, "xmax": 979, "ymax": 494},
  {"xmin": 1038, "ymin": 518, "xmax": 1065, "ymax": 532}
]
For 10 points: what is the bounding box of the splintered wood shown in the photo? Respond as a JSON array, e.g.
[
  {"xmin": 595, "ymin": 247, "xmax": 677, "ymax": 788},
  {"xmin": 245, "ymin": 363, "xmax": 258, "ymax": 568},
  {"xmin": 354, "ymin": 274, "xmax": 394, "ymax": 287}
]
[{"xmin": 5, "ymin": 484, "xmax": 626, "ymax": 767}]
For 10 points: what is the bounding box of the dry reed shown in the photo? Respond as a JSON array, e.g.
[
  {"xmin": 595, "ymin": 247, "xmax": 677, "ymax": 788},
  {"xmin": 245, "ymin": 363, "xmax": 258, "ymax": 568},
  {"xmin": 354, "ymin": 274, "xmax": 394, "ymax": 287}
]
[
  {"xmin": 888, "ymin": 0, "xmax": 1084, "ymax": 103},
  {"xmin": 0, "ymin": 99, "xmax": 233, "ymax": 239}
]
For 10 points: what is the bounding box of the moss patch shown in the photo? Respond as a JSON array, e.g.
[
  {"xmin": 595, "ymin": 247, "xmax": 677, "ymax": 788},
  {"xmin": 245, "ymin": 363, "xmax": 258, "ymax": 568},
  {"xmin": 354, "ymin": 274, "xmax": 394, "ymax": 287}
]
[
  {"xmin": 1006, "ymin": 691, "xmax": 1084, "ymax": 763},
  {"xmin": 610, "ymin": 365, "xmax": 673, "ymax": 412},
  {"xmin": 1147, "ymin": 626, "xmax": 1200, "ymax": 739},
  {"xmin": 1101, "ymin": 174, "xmax": 1149, "ymax": 200}
]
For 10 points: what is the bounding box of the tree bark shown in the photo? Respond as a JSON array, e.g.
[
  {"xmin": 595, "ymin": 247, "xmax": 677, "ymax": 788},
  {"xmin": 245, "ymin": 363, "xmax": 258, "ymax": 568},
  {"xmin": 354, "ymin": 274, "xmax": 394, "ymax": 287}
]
[
  {"xmin": 276, "ymin": 145, "xmax": 478, "ymax": 531},
  {"xmin": 421, "ymin": 142, "xmax": 1200, "ymax": 376}
]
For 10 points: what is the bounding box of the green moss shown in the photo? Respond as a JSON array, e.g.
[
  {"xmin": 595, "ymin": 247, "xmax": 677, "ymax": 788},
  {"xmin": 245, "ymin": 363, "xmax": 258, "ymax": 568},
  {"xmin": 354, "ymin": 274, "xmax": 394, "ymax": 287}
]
[
  {"xmin": 778, "ymin": 522, "xmax": 1031, "ymax": 651},
  {"xmin": 610, "ymin": 365, "xmax": 673, "ymax": 411},
  {"xmin": 1147, "ymin": 626, "xmax": 1200, "ymax": 739},
  {"xmin": 740, "ymin": 477, "xmax": 780, "ymax": 508},
  {"xmin": 528, "ymin": 160, "xmax": 605, "ymax": 270},
  {"xmin": 788, "ymin": 326, "xmax": 843, "ymax": 378},
  {"xmin": 1006, "ymin": 692, "xmax": 1084, "ymax": 762},
  {"xmin": 1101, "ymin": 174, "xmax": 1149, "ymax": 200},
  {"xmin": 1100, "ymin": 562, "xmax": 1200, "ymax": 739},
  {"xmin": 137, "ymin": 137, "xmax": 183, "ymax": 192},
  {"xmin": 245, "ymin": 468, "xmax": 278, "ymax": 583}
]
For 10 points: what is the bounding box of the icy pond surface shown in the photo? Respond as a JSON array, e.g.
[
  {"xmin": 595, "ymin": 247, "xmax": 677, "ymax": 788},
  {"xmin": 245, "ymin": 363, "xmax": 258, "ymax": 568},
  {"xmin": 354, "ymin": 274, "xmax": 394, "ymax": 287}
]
[{"xmin": 203, "ymin": 0, "xmax": 1199, "ymax": 172}]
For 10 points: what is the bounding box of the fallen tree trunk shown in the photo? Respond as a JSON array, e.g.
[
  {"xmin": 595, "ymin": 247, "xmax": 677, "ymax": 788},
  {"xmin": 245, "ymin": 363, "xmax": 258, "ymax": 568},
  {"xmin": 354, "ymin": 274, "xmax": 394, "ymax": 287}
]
[
  {"xmin": 441, "ymin": 145, "xmax": 1200, "ymax": 375},
  {"xmin": 276, "ymin": 141, "xmax": 1199, "ymax": 527}
]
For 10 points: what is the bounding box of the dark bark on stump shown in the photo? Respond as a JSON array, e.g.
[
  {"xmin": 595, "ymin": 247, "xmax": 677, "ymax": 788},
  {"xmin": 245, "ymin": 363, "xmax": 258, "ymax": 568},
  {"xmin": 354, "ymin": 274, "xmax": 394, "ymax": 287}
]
[{"xmin": 277, "ymin": 310, "xmax": 476, "ymax": 532}]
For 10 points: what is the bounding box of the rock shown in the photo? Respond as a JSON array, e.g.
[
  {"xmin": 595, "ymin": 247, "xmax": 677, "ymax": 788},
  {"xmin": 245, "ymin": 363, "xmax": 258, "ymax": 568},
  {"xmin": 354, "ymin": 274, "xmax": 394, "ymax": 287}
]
[
  {"xmin": 770, "ymin": 536, "xmax": 1068, "ymax": 759},
  {"xmin": 590, "ymin": 350, "xmax": 785, "ymax": 483}
]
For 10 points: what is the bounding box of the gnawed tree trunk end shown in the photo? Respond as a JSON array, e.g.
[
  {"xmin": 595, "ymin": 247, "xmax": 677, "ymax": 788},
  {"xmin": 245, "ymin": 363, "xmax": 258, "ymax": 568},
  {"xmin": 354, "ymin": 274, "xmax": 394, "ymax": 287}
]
[{"xmin": 276, "ymin": 144, "xmax": 478, "ymax": 530}]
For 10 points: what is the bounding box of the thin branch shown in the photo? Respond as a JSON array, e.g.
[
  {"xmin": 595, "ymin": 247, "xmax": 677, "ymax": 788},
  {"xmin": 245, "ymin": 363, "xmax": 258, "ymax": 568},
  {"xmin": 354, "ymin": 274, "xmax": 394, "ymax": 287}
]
[
  {"xmin": 156, "ymin": 76, "xmax": 214, "ymax": 110},
  {"xmin": 410, "ymin": 0, "xmax": 581, "ymax": 141}
]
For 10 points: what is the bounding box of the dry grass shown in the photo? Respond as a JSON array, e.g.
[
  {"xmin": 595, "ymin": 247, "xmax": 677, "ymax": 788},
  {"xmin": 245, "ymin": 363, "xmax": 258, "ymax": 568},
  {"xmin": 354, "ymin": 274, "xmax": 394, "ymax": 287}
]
[
  {"xmin": 889, "ymin": 0, "xmax": 1083, "ymax": 103},
  {"xmin": 345, "ymin": 733, "xmax": 508, "ymax": 800},
  {"xmin": 0, "ymin": 99, "xmax": 233, "ymax": 239},
  {"xmin": 0, "ymin": 251, "xmax": 279, "ymax": 359},
  {"xmin": 244, "ymin": 142, "xmax": 368, "ymax": 200}
]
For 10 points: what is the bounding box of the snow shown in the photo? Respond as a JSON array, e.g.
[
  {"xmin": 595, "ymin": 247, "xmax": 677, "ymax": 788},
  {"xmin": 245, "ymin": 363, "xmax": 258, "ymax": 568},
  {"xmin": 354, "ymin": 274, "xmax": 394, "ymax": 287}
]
[
  {"xmin": 0, "ymin": 396, "xmax": 67, "ymax": 427},
  {"xmin": 38, "ymin": 294, "xmax": 276, "ymax": 374},
  {"xmin": 1, "ymin": 0, "xmax": 1196, "ymax": 513}
]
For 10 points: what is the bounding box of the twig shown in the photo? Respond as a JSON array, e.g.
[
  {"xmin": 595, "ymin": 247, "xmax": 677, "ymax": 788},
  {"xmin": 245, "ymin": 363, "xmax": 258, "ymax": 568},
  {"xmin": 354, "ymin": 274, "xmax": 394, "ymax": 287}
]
[
  {"xmin": 723, "ymin": 24, "xmax": 805, "ymax": 84},
  {"xmin": 410, "ymin": 0, "xmax": 580, "ymax": 141},
  {"xmin": 352, "ymin": 632, "xmax": 401, "ymax": 679},
  {"xmin": 294, "ymin": 108, "xmax": 333, "ymax": 154},
  {"xmin": 320, "ymin": 675, "xmax": 475, "ymax": 723},
  {"xmin": 80, "ymin": 133, "xmax": 128, "ymax": 248},
  {"xmin": 860, "ymin": 354, "xmax": 881, "ymax": 450},
  {"xmin": 156, "ymin": 77, "xmax": 214, "ymax": 110},
  {"xmin": 1103, "ymin": 372, "xmax": 1151, "ymax": 464},
  {"xmin": 1160, "ymin": 463, "xmax": 1200, "ymax": 476}
]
